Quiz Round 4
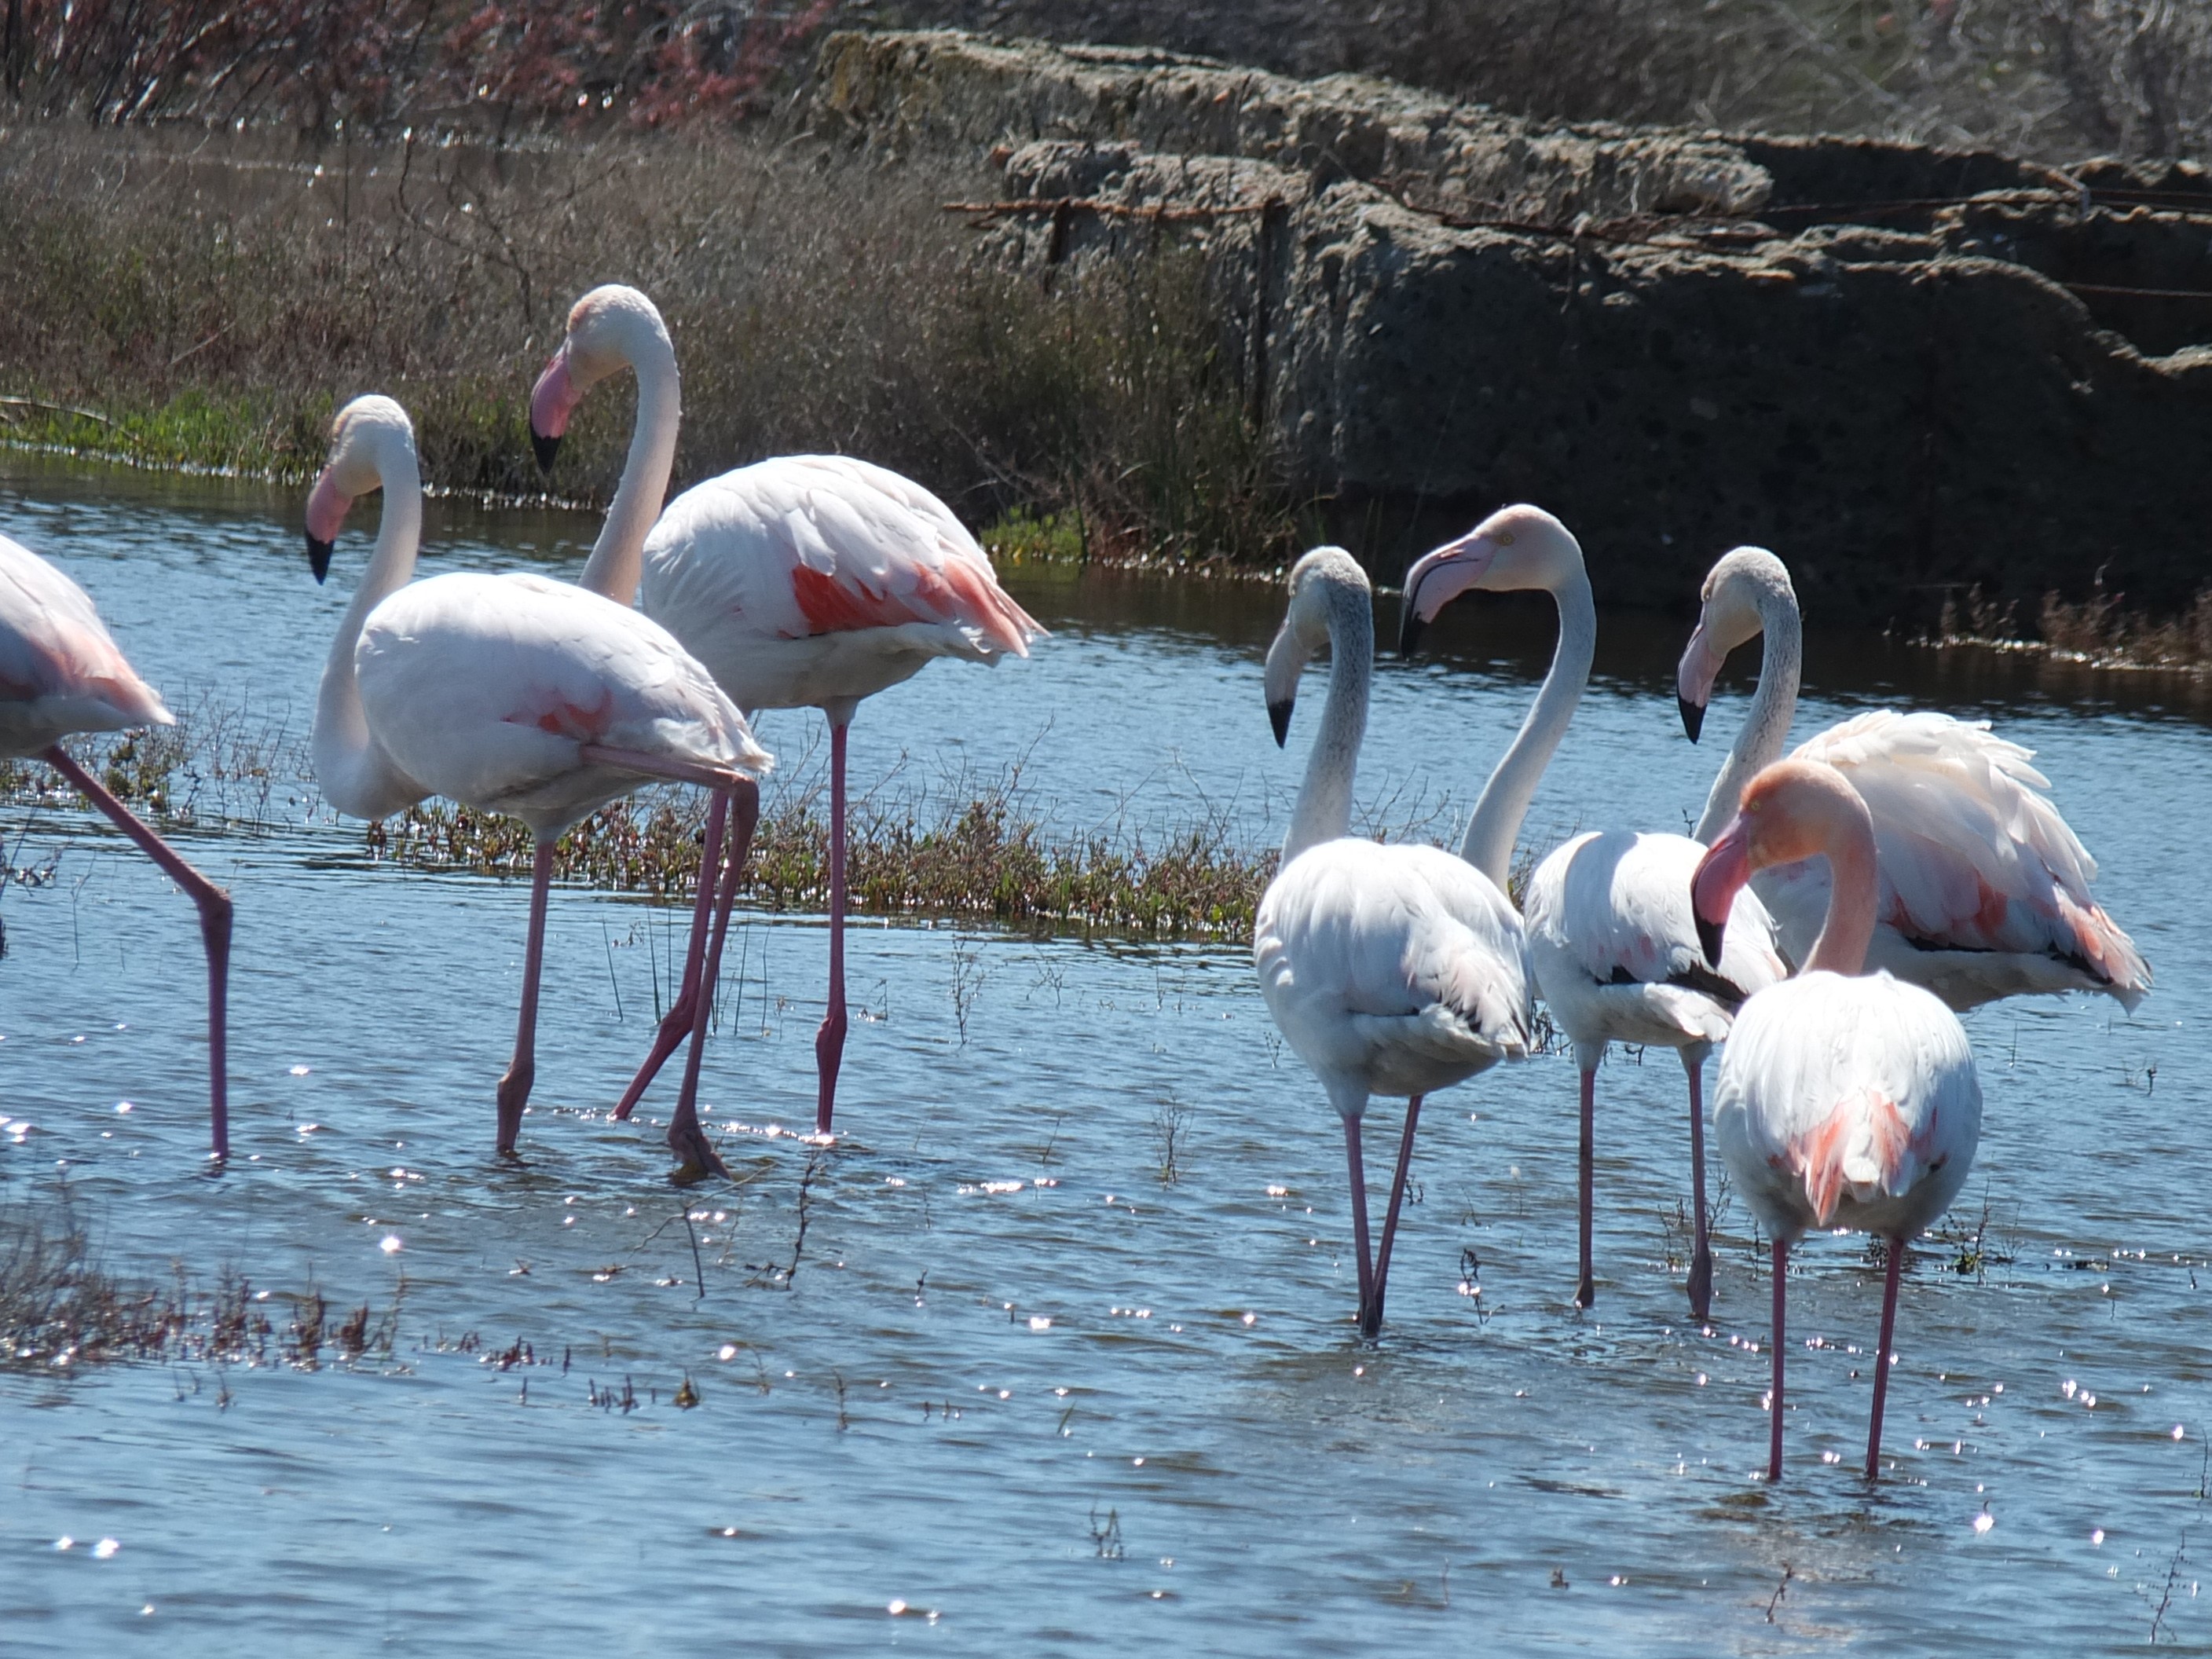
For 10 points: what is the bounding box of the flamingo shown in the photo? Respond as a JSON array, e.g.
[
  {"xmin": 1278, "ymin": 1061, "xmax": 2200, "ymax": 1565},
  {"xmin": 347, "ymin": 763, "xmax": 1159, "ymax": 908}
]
[
  {"xmin": 1679, "ymin": 547, "xmax": 2149, "ymax": 1010},
  {"xmin": 529, "ymin": 285, "xmax": 1044, "ymax": 1137},
  {"xmin": 1399, "ymin": 506, "xmax": 1785, "ymax": 1318},
  {"xmin": 1255, "ymin": 546, "xmax": 1533, "ymax": 1339},
  {"xmin": 1692, "ymin": 758, "xmax": 1982, "ymax": 1481},
  {"xmin": 305, "ymin": 395, "xmax": 771, "ymax": 1175},
  {"xmin": 0, "ymin": 536, "xmax": 232, "ymax": 1156}
]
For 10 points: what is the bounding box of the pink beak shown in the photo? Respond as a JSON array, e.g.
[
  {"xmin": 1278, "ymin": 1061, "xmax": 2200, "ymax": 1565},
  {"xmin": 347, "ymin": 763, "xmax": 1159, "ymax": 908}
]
[
  {"xmin": 303, "ymin": 469, "xmax": 353, "ymax": 583},
  {"xmin": 1677, "ymin": 620, "xmax": 1722, "ymax": 742},
  {"xmin": 1691, "ymin": 816, "xmax": 1753, "ymax": 968},
  {"xmin": 1397, "ymin": 531, "xmax": 1499, "ymax": 657},
  {"xmin": 529, "ymin": 346, "xmax": 580, "ymax": 474}
]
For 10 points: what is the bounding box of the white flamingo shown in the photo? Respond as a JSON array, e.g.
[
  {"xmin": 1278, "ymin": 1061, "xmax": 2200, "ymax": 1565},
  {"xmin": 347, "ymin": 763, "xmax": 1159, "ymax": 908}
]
[
  {"xmin": 1399, "ymin": 506, "xmax": 1785, "ymax": 1318},
  {"xmin": 0, "ymin": 536, "xmax": 232, "ymax": 1156},
  {"xmin": 530, "ymin": 285, "xmax": 1044, "ymax": 1136},
  {"xmin": 1679, "ymin": 547, "xmax": 2149, "ymax": 1010},
  {"xmin": 1692, "ymin": 757, "xmax": 1982, "ymax": 1482},
  {"xmin": 306, "ymin": 395, "xmax": 770, "ymax": 1175},
  {"xmin": 1256, "ymin": 547, "xmax": 1532, "ymax": 1339}
]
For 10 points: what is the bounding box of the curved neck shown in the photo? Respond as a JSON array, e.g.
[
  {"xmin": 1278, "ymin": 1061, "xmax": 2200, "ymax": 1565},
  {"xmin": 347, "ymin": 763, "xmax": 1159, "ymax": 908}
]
[
  {"xmin": 315, "ymin": 447, "xmax": 423, "ymax": 815},
  {"xmin": 1694, "ymin": 588, "xmax": 1802, "ymax": 844},
  {"xmin": 1460, "ymin": 568, "xmax": 1593, "ymax": 890},
  {"xmin": 1807, "ymin": 826, "xmax": 1878, "ymax": 976},
  {"xmin": 577, "ymin": 341, "xmax": 680, "ymax": 604},
  {"xmin": 1284, "ymin": 589, "xmax": 1372, "ymax": 862}
]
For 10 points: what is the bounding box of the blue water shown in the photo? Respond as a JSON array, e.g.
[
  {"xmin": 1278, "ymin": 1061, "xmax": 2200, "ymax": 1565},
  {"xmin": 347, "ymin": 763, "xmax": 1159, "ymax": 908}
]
[{"xmin": 1, "ymin": 459, "xmax": 2205, "ymax": 1653}]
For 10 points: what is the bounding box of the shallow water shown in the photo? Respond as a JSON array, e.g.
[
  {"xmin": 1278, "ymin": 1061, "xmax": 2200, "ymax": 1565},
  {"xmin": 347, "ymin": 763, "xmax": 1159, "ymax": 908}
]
[{"xmin": 2, "ymin": 458, "xmax": 2207, "ymax": 1654}]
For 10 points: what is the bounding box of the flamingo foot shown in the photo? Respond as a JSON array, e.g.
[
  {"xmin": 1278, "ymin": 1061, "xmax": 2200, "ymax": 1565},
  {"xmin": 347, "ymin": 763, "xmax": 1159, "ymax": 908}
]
[
  {"xmin": 1573, "ymin": 1272, "xmax": 1595, "ymax": 1311},
  {"xmin": 1686, "ymin": 1246, "xmax": 1714, "ymax": 1323},
  {"xmin": 614, "ymin": 993, "xmax": 695, "ymax": 1121},
  {"xmin": 495, "ymin": 1063, "xmax": 533, "ymax": 1154},
  {"xmin": 666, "ymin": 1110, "xmax": 731, "ymax": 1186}
]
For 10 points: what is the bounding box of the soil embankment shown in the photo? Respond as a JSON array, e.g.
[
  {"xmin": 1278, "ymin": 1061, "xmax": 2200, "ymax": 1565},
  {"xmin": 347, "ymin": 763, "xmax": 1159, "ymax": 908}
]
[{"xmin": 815, "ymin": 29, "xmax": 2212, "ymax": 624}]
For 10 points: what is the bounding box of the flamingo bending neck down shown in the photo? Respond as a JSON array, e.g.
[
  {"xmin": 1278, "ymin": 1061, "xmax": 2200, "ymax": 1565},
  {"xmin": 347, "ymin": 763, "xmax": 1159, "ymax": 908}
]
[
  {"xmin": 1255, "ymin": 547, "xmax": 1532, "ymax": 1339},
  {"xmin": 306, "ymin": 395, "xmax": 770, "ymax": 1176},
  {"xmin": 1693, "ymin": 757, "xmax": 1982, "ymax": 1481},
  {"xmin": 532, "ymin": 285, "xmax": 1044, "ymax": 1137},
  {"xmin": 1400, "ymin": 506, "xmax": 1785, "ymax": 1318},
  {"xmin": 0, "ymin": 536, "xmax": 233, "ymax": 1156},
  {"xmin": 1679, "ymin": 547, "xmax": 2149, "ymax": 1011}
]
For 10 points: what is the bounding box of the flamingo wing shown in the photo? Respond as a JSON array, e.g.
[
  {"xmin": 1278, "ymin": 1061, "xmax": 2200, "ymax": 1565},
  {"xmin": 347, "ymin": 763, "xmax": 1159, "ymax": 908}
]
[
  {"xmin": 643, "ymin": 455, "xmax": 1042, "ymax": 657},
  {"xmin": 0, "ymin": 534, "xmax": 170, "ymax": 752},
  {"xmin": 1788, "ymin": 710, "xmax": 2149, "ymax": 1005}
]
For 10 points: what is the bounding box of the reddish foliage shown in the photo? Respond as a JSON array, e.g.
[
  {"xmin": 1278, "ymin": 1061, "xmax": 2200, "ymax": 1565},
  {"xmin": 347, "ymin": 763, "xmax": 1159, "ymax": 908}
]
[{"xmin": 0, "ymin": 0, "xmax": 837, "ymax": 129}]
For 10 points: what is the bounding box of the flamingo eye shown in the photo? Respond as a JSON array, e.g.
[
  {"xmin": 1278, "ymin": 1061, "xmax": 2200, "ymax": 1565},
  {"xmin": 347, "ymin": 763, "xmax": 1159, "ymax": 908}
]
[{"xmin": 1492, "ymin": 531, "xmax": 1514, "ymax": 547}]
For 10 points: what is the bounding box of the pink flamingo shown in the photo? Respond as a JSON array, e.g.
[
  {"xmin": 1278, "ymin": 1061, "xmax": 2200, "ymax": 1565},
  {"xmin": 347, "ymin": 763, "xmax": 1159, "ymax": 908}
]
[
  {"xmin": 530, "ymin": 285, "xmax": 1043, "ymax": 1136},
  {"xmin": 0, "ymin": 535, "xmax": 231, "ymax": 1156},
  {"xmin": 306, "ymin": 395, "xmax": 770, "ymax": 1175},
  {"xmin": 1257, "ymin": 547, "xmax": 1533, "ymax": 1338},
  {"xmin": 1693, "ymin": 758, "xmax": 1982, "ymax": 1482},
  {"xmin": 1679, "ymin": 548, "xmax": 2148, "ymax": 1010},
  {"xmin": 1399, "ymin": 506, "xmax": 1786, "ymax": 1319}
]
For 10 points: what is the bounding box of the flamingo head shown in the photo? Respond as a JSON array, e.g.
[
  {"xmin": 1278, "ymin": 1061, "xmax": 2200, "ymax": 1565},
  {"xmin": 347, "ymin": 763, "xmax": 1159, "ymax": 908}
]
[
  {"xmin": 306, "ymin": 395, "xmax": 414, "ymax": 583},
  {"xmin": 529, "ymin": 284, "xmax": 672, "ymax": 476},
  {"xmin": 1397, "ymin": 504, "xmax": 1580, "ymax": 657},
  {"xmin": 1266, "ymin": 546, "xmax": 1369, "ymax": 745},
  {"xmin": 1691, "ymin": 758, "xmax": 1869, "ymax": 965},
  {"xmin": 1678, "ymin": 546, "xmax": 1793, "ymax": 742}
]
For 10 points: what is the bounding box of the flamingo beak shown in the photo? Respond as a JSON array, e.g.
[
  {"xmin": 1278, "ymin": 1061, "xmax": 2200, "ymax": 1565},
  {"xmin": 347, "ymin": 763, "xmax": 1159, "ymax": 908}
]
[
  {"xmin": 1677, "ymin": 621, "xmax": 1720, "ymax": 743},
  {"xmin": 1397, "ymin": 531, "xmax": 1499, "ymax": 659},
  {"xmin": 529, "ymin": 346, "xmax": 579, "ymax": 476},
  {"xmin": 1679, "ymin": 694, "xmax": 1705, "ymax": 744},
  {"xmin": 303, "ymin": 470, "xmax": 350, "ymax": 584},
  {"xmin": 1269, "ymin": 698, "xmax": 1294, "ymax": 747},
  {"xmin": 1690, "ymin": 818, "xmax": 1752, "ymax": 968}
]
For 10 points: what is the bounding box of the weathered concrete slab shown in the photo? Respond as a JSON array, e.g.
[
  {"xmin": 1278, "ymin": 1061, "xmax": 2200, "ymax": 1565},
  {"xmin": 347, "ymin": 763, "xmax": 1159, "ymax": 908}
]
[{"xmin": 815, "ymin": 29, "xmax": 2212, "ymax": 622}]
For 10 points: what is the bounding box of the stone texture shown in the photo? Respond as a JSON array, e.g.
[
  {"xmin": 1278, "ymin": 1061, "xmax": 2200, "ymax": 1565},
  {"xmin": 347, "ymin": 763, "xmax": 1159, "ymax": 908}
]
[{"xmin": 813, "ymin": 29, "xmax": 2212, "ymax": 621}]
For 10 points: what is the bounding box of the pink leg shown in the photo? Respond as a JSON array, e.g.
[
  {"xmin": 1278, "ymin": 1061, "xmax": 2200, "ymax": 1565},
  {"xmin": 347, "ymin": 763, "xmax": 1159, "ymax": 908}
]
[
  {"xmin": 1866, "ymin": 1234, "xmax": 1903, "ymax": 1480},
  {"xmin": 45, "ymin": 747, "xmax": 232, "ymax": 1160},
  {"xmin": 666, "ymin": 783, "xmax": 760, "ymax": 1181},
  {"xmin": 815, "ymin": 719, "xmax": 849, "ymax": 1136},
  {"xmin": 1769, "ymin": 1236, "xmax": 1789, "ymax": 1482},
  {"xmin": 1342, "ymin": 1115, "xmax": 1376, "ymax": 1334},
  {"xmin": 613, "ymin": 789, "xmax": 728, "ymax": 1122},
  {"xmin": 1364, "ymin": 1094, "xmax": 1423, "ymax": 1339},
  {"xmin": 1684, "ymin": 1046, "xmax": 1714, "ymax": 1320},
  {"xmin": 495, "ymin": 840, "xmax": 555, "ymax": 1154},
  {"xmin": 1574, "ymin": 1064, "xmax": 1597, "ymax": 1309}
]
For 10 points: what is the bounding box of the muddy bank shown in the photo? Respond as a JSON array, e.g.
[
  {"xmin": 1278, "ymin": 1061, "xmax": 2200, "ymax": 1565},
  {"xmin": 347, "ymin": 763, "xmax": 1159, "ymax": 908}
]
[{"xmin": 812, "ymin": 29, "xmax": 2212, "ymax": 624}]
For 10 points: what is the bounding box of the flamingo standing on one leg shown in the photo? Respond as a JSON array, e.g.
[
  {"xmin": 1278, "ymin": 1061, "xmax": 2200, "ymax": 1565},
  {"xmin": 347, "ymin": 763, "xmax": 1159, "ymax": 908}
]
[
  {"xmin": 529, "ymin": 285, "xmax": 1043, "ymax": 1137},
  {"xmin": 1692, "ymin": 758, "xmax": 1982, "ymax": 1481},
  {"xmin": 1679, "ymin": 547, "xmax": 2149, "ymax": 1011},
  {"xmin": 1255, "ymin": 547, "xmax": 1533, "ymax": 1339},
  {"xmin": 0, "ymin": 536, "xmax": 232, "ymax": 1157},
  {"xmin": 1399, "ymin": 506, "xmax": 1785, "ymax": 1318},
  {"xmin": 305, "ymin": 395, "xmax": 770, "ymax": 1175}
]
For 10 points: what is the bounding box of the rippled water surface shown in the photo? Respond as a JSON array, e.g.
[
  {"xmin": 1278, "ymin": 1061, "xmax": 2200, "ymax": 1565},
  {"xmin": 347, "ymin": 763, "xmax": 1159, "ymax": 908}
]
[{"xmin": 2, "ymin": 460, "xmax": 2207, "ymax": 1654}]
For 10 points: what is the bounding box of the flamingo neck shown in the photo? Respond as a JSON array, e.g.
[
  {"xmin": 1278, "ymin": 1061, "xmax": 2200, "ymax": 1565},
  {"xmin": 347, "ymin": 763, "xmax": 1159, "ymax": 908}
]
[
  {"xmin": 1460, "ymin": 566, "xmax": 1592, "ymax": 892},
  {"xmin": 577, "ymin": 328, "xmax": 680, "ymax": 605},
  {"xmin": 1805, "ymin": 815, "xmax": 1879, "ymax": 976},
  {"xmin": 1284, "ymin": 584, "xmax": 1372, "ymax": 862},
  {"xmin": 314, "ymin": 441, "xmax": 423, "ymax": 819},
  {"xmin": 1694, "ymin": 583, "xmax": 1801, "ymax": 844}
]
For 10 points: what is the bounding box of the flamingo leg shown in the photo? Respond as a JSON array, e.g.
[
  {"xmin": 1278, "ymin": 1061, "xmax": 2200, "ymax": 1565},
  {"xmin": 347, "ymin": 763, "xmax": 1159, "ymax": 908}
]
[
  {"xmin": 1342, "ymin": 1115, "xmax": 1377, "ymax": 1335},
  {"xmin": 1769, "ymin": 1236, "xmax": 1789, "ymax": 1482},
  {"xmin": 1364, "ymin": 1094, "xmax": 1424, "ymax": 1339},
  {"xmin": 1866, "ymin": 1234, "xmax": 1904, "ymax": 1480},
  {"xmin": 666, "ymin": 782, "xmax": 759, "ymax": 1182},
  {"xmin": 44, "ymin": 746, "xmax": 233, "ymax": 1160},
  {"xmin": 815, "ymin": 717, "xmax": 849, "ymax": 1136},
  {"xmin": 1683, "ymin": 1043, "xmax": 1714, "ymax": 1320},
  {"xmin": 1573, "ymin": 1064, "xmax": 1597, "ymax": 1309},
  {"xmin": 495, "ymin": 840, "xmax": 555, "ymax": 1154},
  {"xmin": 613, "ymin": 789, "xmax": 729, "ymax": 1121}
]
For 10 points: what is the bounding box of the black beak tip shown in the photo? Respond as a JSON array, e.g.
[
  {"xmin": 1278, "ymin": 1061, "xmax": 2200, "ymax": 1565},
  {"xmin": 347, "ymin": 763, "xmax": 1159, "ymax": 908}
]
[
  {"xmin": 1679, "ymin": 694, "xmax": 1705, "ymax": 744},
  {"xmin": 306, "ymin": 534, "xmax": 334, "ymax": 584},
  {"xmin": 1268, "ymin": 699, "xmax": 1293, "ymax": 748},
  {"xmin": 1696, "ymin": 914, "xmax": 1726, "ymax": 969},
  {"xmin": 1397, "ymin": 610, "xmax": 1426, "ymax": 661},
  {"xmin": 531, "ymin": 427, "xmax": 562, "ymax": 476}
]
